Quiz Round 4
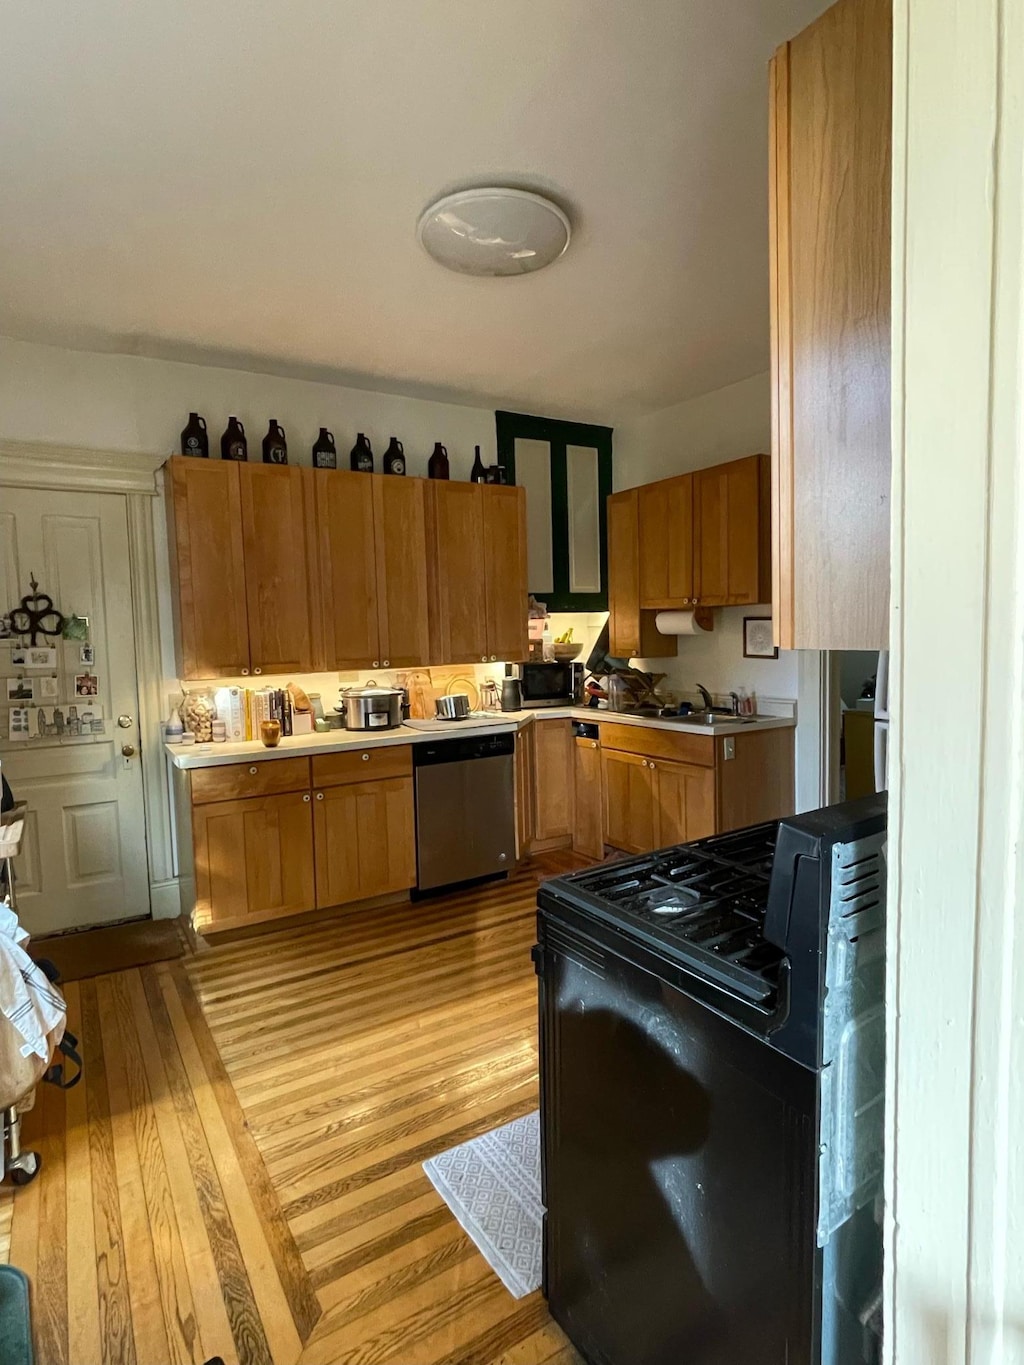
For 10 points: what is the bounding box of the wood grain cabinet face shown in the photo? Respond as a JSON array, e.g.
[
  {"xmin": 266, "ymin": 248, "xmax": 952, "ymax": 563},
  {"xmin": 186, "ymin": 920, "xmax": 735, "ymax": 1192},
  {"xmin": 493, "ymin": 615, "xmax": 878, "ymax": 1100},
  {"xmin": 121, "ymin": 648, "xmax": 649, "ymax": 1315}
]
[
  {"xmin": 239, "ymin": 464, "xmax": 314, "ymax": 674},
  {"xmin": 601, "ymin": 748, "xmax": 655, "ymax": 854},
  {"xmin": 639, "ymin": 475, "xmax": 694, "ymax": 608},
  {"xmin": 650, "ymin": 759, "xmax": 716, "ymax": 846},
  {"xmin": 167, "ymin": 458, "xmax": 250, "ymax": 679},
  {"xmin": 694, "ymin": 456, "xmax": 770, "ymax": 607},
  {"xmin": 313, "ymin": 776, "xmax": 416, "ymax": 908},
  {"xmin": 313, "ymin": 469, "xmax": 381, "ymax": 670},
  {"xmin": 483, "ymin": 485, "xmax": 529, "ymax": 663},
  {"xmin": 769, "ymin": 0, "xmax": 892, "ymax": 649},
  {"xmin": 532, "ymin": 719, "xmax": 574, "ymax": 841},
  {"xmin": 607, "ymin": 489, "xmax": 676, "ymax": 660},
  {"xmin": 572, "ymin": 736, "xmax": 604, "ymax": 859},
  {"xmin": 428, "ymin": 481, "xmax": 488, "ymax": 664},
  {"xmin": 192, "ymin": 791, "xmax": 315, "ymax": 927},
  {"xmin": 374, "ymin": 477, "xmax": 431, "ymax": 668}
]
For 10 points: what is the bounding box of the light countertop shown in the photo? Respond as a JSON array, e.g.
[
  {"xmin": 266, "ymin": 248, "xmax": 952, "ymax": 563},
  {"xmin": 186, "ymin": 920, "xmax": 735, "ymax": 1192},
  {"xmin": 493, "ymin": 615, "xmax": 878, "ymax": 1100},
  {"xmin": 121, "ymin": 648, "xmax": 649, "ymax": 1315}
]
[{"xmin": 165, "ymin": 705, "xmax": 795, "ymax": 770}]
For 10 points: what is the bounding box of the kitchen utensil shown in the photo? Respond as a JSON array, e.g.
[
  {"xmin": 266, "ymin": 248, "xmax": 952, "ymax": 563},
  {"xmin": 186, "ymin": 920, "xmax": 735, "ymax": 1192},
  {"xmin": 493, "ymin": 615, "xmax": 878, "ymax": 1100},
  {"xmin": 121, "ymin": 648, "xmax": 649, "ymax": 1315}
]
[
  {"xmin": 500, "ymin": 677, "xmax": 523, "ymax": 712},
  {"xmin": 435, "ymin": 694, "xmax": 471, "ymax": 721},
  {"xmin": 339, "ymin": 683, "xmax": 404, "ymax": 731},
  {"xmin": 260, "ymin": 720, "xmax": 281, "ymax": 747}
]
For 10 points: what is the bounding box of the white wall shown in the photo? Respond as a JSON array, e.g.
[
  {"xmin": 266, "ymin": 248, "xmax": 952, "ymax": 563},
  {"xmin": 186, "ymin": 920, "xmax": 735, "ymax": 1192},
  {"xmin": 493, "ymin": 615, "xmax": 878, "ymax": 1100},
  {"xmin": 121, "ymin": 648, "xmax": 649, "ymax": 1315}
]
[
  {"xmin": 888, "ymin": 0, "xmax": 1024, "ymax": 1359},
  {"xmin": 614, "ymin": 371, "xmax": 799, "ymax": 710}
]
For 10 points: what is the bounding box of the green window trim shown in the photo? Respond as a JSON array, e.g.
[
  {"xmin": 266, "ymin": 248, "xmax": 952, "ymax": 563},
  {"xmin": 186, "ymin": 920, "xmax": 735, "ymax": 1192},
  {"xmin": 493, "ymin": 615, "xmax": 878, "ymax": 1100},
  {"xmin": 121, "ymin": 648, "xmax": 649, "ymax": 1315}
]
[{"xmin": 495, "ymin": 410, "xmax": 613, "ymax": 612}]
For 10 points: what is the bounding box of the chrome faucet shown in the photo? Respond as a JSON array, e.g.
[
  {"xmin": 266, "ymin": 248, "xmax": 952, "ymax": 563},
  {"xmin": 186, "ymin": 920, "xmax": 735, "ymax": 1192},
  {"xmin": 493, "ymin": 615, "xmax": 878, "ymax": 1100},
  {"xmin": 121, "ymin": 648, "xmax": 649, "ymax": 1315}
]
[
  {"xmin": 696, "ymin": 683, "xmax": 737, "ymax": 716},
  {"xmin": 696, "ymin": 683, "xmax": 715, "ymax": 712}
]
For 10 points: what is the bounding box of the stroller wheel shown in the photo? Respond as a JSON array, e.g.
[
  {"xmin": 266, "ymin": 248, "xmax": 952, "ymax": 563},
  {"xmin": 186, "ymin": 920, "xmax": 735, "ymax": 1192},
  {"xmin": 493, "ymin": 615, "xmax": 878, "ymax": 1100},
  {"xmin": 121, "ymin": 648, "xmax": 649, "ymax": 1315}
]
[{"xmin": 9, "ymin": 1152, "xmax": 40, "ymax": 1186}]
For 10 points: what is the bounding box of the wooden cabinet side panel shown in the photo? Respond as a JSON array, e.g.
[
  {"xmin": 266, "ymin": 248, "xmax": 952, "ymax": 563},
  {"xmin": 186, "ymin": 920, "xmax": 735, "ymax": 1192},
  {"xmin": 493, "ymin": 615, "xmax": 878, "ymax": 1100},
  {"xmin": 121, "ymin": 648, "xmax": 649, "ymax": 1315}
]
[
  {"xmin": 770, "ymin": 47, "xmax": 796, "ymax": 649},
  {"xmin": 484, "ymin": 485, "xmax": 529, "ymax": 662},
  {"xmin": 515, "ymin": 731, "xmax": 536, "ymax": 859},
  {"xmin": 607, "ymin": 490, "xmax": 640, "ymax": 657},
  {"xmin": 239, "ymin": 465, "xmax": 314, "ymax": 673},
  {"xmin": 572, "ymin": 738, "xmax": 604, "ymax": 860},
  {"xmin": 716, "ymin": 728, "xmax": 796, "ymax": 833},
  {"xmin": 167, "ymin": 458, "xmax": 249, "ymax": 678},
  {"xmin": 374, "ymin": 477, "xmax": 430, "ymax": 668},
  {"xmin": 785, "ymin": 0, "xmax": 892, "ymax": 648},
  {"xmin": 315, "ymin": 470, "xmax": 380, "ymax": 670},
  {"xmin": 532, "ymin": 718, "xmax": 574, "ymax": 841}
]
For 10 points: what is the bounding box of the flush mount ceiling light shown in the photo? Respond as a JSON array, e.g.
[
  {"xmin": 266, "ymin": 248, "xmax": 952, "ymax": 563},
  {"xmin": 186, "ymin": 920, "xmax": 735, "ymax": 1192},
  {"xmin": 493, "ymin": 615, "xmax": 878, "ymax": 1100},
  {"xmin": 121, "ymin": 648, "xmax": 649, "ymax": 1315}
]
[{"xmin": 417, "ymin": 187, "xmax": 571, "ymax": 277}]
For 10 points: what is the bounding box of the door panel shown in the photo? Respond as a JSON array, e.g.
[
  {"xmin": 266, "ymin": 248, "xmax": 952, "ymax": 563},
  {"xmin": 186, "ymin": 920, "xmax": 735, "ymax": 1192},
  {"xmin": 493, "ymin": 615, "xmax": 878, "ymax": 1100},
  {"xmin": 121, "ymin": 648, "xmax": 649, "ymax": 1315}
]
[
  {"xmin": 314, "ymin": 469, "xmax": 380, "ymax": 669},
  {"xmin": 601, "ymin": 748, "xmax": 654, "ymax": 854},
  {"xmin": 239, "ymin": 464, "xmax": 313, "ymax": 674},
  {"xmin": 572, "ymin": 737, "xmax": 604, "ymax": 859},
  {"xmin": 694, "ymin": 465, "xmax": 730, "ymax": 605},
  {"xmin": 374, "ymin": 476, "xmax": 430, "ymax": 668},
  {"xmin": 651, "ymin": 759, "xmax": 716, "ymax": 847},
  {"xmin": 532, "ymin": 718, "xmax": 574, "ymax": 840},
  {"xmin": 483, "ymin": 485, "xmax": 529, "ymax": 662},
  {"xmin": 639, "ymin": 475, "xmax": 694, "ymax": 608},
  {"xmin": 166, "ymin": 458, "xmax": 249, "ymax": 678},
  {"xmin": 0, "ymin": 489, "xmax": 150, "ymax": 932},
  {"xmin": 428, "ymin": 482, "xmax": 487, "ymax": 664},
  {"xmin": 313, "ymin": 777, "xmax": 416, "ymax": 907},
  {"xmin": 193, "ymin": 791, "xmax": 315, "ymax": 926}
]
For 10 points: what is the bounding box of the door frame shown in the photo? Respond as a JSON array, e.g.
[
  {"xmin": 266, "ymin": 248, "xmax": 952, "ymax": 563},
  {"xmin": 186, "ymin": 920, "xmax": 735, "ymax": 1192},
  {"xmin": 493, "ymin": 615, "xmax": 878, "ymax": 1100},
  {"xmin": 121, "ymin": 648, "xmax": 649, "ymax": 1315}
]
[{"xmin": 0, "ymin": 440, "xmax": 175, "ymax": 918}]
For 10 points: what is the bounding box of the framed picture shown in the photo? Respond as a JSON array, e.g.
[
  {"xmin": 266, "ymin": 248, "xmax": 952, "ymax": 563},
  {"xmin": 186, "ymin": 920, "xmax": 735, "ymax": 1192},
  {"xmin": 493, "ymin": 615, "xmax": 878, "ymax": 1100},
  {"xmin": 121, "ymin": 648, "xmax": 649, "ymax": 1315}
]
[
  {"xmin": 74, "ymin": 672, "xmax": 99, "ymax": 697},
  {"xmin": 6, "ymin": 676, "xmax": 36, "ymax": 703},
  {"xmin": 743, "ymin": 617, "xmax": 779, "ymax": 660},
  {"xmin": 79, "ymin": 643, "xmax": 95, "ymax": 666}
]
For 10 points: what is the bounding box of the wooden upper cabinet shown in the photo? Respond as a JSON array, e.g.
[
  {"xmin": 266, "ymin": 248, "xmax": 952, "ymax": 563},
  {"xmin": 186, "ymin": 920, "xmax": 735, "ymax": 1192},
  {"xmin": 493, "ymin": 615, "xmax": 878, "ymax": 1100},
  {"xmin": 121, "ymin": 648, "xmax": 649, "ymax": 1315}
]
[
  {"xmin": 639, "ymin": 475, "xmax": 694, "ymax": 608},
  {"xmin": 166, "ymin": 457, "xmax": 250, "ymax": 679},
  {"xmin": 483, "ymin": 485, "xmax": 529, "ymax": 663},
  {"xmin": 694, "ymin": 455, "xmax": 771, "ymax": 607},
  {"xmin": 607, "ymin": 489, "xmax": 677, "ymax": 660},
  {"xmin": 769, "ymin": 0, "xmax": 892, "ymax": 649},
  {"xmin": 374, "ymin": 477, "xmax": 430, "ymax": 668},
  {"xmin": 427, "ymin": 481, "xmax": 487, "ymax": 664},
  {"xmin": 312, "ymin": 469, "xmax": 380, "ymax": 670},
  {"xmin": 239, "ymin": 464, "xmax": 314, "ymax": 675}
]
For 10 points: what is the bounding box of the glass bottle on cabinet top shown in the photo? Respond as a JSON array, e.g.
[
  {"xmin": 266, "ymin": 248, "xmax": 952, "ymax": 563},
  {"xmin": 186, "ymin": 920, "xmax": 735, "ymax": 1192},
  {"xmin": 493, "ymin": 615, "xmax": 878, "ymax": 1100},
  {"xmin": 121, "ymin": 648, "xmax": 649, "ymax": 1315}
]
[
  {"xmin": 350, "ymin": 433, "xmax": 374, "ymax": 472},
  {"xmin": 262, "ymin": 420, "xmax": 288, "ymax": 464},
  {"xmin": 428, "ymin": 442, "xmax": 450, "ymax": 479},
  {"xmin": 470, "ymin": 445, "xmax": 487, "ymax": 483},
  {"xmin": 383, "ymin": 437, "xmax": 406, "ymax": 475},
  {"xmin": 312, "ymin": 428, "xmax": 337, "ymax": 468},
  {"xmin": 180, "ymin": 412, "xmax": 208, "ymax": 458},
  {"xmin": 220, "ymin": 415, "xmax": 247, "ymax": 461}
]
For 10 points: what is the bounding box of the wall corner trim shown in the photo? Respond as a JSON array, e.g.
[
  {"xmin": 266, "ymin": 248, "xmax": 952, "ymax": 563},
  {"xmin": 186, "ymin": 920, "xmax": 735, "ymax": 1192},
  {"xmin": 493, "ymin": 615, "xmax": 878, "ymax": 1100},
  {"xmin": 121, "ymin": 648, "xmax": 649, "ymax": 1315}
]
[{"xmin": 0, "ymin": 440, "xmax": 165, "ymax": 494}]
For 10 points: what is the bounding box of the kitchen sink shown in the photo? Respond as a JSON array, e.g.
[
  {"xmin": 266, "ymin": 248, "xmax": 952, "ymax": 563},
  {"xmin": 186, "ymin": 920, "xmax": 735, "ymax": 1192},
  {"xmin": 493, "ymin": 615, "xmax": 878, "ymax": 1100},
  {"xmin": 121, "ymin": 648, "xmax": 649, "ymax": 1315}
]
[{"xmin": 659, "ymin": 712, "xmax": 759, "ymax": 725}]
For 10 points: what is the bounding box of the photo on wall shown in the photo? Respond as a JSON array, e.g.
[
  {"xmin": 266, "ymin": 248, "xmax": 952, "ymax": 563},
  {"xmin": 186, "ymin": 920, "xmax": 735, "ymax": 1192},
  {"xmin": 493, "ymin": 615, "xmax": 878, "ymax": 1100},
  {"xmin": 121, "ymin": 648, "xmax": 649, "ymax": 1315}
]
[
  {"xmin": 74, "ymin": 672, "xmax": 99, "ymax": 697},
  {"xmin": 30, "ymin": 703, "xmax": 106, "ymax": 738},
  {"xmin": 12, "ymin": 646, "xmax": 57, "ymax": 670},
  {"xmin": 6, "ymin": 677, "xmax": 35, "ymax": 703}
]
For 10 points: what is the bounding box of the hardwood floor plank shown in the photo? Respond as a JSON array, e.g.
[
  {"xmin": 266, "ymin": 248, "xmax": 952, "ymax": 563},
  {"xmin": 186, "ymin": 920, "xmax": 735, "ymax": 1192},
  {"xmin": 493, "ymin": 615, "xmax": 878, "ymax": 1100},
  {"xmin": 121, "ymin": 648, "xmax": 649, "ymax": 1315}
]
[
  {"xmin": 140, "ymin": 967, "xmax": 272, "ymax": 1365},
  {"xmin": 80, "ymin": 977, "xmax": 137, "ymax": 1365},
  {"xmin": 157, "ymin": 967, "xmax": 304, "ymax": 1365},
  {"xmin": 63, "ymin": 980, "xmax": 103, "ymax": 1365},
  {"xmin": 35, "ymin": 1080, "xmax": 69, "ymax": 1365},
  {"xmin": 0, "ymin": 1184, "xmax": 13, "ymax": 1265},
  {"xmin": 97, "ymin": 974, "xmax": 173, "ymax": 1365}
]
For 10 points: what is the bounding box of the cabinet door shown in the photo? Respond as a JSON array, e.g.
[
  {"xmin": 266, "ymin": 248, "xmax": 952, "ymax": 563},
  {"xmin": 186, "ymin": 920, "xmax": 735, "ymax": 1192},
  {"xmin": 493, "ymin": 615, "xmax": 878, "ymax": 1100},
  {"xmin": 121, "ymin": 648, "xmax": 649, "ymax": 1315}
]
[
  {"xmin": 572, "ymin": 736, "xmax": 604, "ymax": 859},
  {"xmin": 607, "ymin": 490, "xmax": 676, "ymax": 660},
  {"xmin": 313, "ymin": 776, "xmax": 416, "ymax": 908},
  {"xmin": 167, "ymin": 457, "xmax": 250, "ymax": 678},
  {"xmin": 192, "ymin": 791, "xmax": 315, "ymax": 929},
  {"xmin": 428, "ymin": 482, "xmax": 487, "ymax": 664},
  {"xmin": 483, "ymin": 485, "xmax": 529, "ymax": 662},
  {"xmin": 601, "ymin": 748, "xmax": 655, "ymax": 854},
  {"xmin": 314, "ymin": 469, "xmax": 381, "ymax": 670},
  {"xmin": 694, "ymin": 456, "xmax": 769, "ymax": 607},
  {"xmin": 639, "ymin": 475, "xmax": 694, "ymax": 608},
  {"xmin": 374, "ymin": 476, "xmax": 431, "ymax": 668},
  {"xmin": 516, "ymin": 731, "xmax": 535, "ymax": 859},
  {"xmin": 532, "ymin": 718, "xmax": 574, "ymax": 841},
  {"xmin": 769, "ymin": 0, "xmax": 891, "ymax": 648},
  {"xmin": 650, "ymin": 758, "xmax": 716, "ymax": 847},
  {"xmin": 239, "ymin": 464, "xmax": 314, "ymax": 674}
]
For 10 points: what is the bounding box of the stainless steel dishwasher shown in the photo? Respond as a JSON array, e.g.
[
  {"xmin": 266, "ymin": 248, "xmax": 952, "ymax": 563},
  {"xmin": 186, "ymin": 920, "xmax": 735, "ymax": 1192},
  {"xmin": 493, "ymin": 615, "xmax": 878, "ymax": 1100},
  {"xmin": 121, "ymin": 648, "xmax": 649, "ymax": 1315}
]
[{"xmin": 413, "ymin": 731, "xmax": 516, "ymax": 894}]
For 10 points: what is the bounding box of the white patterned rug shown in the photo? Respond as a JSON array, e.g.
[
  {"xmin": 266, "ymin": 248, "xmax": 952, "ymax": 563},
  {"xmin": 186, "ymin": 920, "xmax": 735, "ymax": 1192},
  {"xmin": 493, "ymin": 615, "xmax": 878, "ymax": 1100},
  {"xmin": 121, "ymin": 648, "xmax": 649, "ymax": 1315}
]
[{"xmin": 423, "ymin": 1111, "xmax": 543, "ymax": 1298}]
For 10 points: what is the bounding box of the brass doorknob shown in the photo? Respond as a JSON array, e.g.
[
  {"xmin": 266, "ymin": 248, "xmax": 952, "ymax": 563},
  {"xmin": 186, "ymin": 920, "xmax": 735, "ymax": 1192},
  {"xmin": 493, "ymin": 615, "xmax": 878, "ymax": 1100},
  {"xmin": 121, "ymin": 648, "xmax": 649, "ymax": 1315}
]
[{"xmin": 121, "ymin": 743, "xmax": 136, "ymax": 758}]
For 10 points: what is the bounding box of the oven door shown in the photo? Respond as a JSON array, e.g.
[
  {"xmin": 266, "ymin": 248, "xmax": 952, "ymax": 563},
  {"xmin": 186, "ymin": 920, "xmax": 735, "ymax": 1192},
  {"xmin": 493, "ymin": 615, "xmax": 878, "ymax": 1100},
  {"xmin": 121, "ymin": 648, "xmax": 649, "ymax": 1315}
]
[{"xmin": 516, "ymin": 662, "xmax": 575, "ymax": 707}]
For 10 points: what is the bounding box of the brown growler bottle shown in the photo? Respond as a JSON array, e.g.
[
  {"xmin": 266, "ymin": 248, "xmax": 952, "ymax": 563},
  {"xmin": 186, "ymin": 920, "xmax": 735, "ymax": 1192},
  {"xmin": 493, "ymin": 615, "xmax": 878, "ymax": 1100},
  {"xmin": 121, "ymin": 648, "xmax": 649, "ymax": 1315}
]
[
  {"xmin": 220, "ymin": 415, "xmax": 247, "ymax": 461},
  {"xmin": 350, "ymin": 433, "xmax": 374, "ymax": 472},
  {"xmin": 180, "ymin": 412, "xmax": 208, "ymax": 458},
  {"xmin": 312, "ymin": 428, "xmax": 337, "ymax": 469},
  {"xmin": 383, "ymin": 437, "xmax": 406, "ymax": 475},
  {"xmin": 427, "ymin": 442, "xmax": 450, "ymax": 480},
  {"xmin": 262, "ymin": 420, "xmax": 287, "ymax": 464}
]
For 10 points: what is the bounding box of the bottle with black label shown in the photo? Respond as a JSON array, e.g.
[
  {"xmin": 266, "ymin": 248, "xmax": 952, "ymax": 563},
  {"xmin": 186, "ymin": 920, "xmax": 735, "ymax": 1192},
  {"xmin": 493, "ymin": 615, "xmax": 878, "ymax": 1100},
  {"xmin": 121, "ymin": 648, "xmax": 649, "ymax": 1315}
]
[
  {"xmin": 262, "ymin": 420, "xmax": 288, "ymax": 465},
  {"xmin": 350, "ymin": 433, "xmax": 374, "ymax": 472},
  {"xmin": 220, "ymin": 416, "xmax": 247, "ymax": 461},
  {"xmin": 428, "ymin": 442, "xmax": 450, "ymax": 480},
  {"xmin": 180, "ymin": 412, "xmax": 208, "ymax": 458},
  {"xmin": 383, "ymin": 437, "xmax": 406, "ymax": 475},
  {"xmin": 470, "ymin": 446, "xmax": 487, "ymax": 483},
  {"xmin": 312, "ymin": 428, "xmax": 337, "ymax": 468}
]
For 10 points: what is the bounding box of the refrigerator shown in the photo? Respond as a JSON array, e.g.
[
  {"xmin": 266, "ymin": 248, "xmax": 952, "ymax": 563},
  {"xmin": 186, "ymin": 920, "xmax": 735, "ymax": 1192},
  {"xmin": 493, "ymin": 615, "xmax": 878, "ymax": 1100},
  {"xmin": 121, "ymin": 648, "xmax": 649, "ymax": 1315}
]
[{"xmin": 873, "ymin": 649, "xmax": 889, "ymax": 792}]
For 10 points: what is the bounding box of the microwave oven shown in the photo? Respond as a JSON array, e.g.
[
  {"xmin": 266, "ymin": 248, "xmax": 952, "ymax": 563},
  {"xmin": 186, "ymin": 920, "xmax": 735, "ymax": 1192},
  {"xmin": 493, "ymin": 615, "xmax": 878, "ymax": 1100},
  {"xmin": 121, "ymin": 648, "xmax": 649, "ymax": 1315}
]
[{"xmin": 511, "ymin": 661, "xmax": 583, "ymax": 708}]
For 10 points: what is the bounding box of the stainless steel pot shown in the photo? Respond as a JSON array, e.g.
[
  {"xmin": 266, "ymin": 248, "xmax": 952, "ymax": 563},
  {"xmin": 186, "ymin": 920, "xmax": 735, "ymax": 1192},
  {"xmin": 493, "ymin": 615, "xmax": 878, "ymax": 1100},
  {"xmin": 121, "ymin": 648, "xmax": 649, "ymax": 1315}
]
[
  {"xmin": 338, "ymin": 684, "xmax": 404, "ymax": 731},
  {"xmin": 435, "ymin": 693, "xmax": 471, "ymax": 721}
]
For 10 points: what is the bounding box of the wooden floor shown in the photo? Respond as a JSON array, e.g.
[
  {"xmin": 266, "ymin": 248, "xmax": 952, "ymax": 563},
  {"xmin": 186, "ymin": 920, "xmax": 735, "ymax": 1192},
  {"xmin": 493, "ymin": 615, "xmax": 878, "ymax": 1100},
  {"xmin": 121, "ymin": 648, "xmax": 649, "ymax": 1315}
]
[{"xmin": 3, "ymin": 855, "xmax": 586, "ymax": 1365}]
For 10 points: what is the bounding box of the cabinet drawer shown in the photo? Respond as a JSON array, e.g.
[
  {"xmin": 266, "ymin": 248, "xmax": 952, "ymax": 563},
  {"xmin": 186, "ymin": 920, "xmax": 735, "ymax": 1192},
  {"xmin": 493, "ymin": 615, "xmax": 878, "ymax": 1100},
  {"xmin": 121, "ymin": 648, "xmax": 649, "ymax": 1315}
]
[
  {"xmin": 599, "ymin": 722, "xmax": 715, "ymax": 768},
  {"xmin": 190, "ymin": 757, "xmax": 311, "ymax": 805},
  {"xmin": 312, "ymin": 745, "xmax": 413, "ymax": 788}
]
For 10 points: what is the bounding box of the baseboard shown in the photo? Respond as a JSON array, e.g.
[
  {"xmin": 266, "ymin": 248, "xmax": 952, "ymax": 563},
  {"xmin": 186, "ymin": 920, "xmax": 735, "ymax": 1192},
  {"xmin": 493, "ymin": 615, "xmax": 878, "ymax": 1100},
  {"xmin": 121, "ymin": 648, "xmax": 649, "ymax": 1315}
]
[{"xmin": 150, "ymin": 879, "xmax": 181, "ymax": 920}]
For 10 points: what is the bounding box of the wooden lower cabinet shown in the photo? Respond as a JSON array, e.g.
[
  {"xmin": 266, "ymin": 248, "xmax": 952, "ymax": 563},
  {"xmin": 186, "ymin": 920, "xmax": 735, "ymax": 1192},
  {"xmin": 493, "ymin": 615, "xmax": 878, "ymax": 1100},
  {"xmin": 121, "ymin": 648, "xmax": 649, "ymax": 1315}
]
[
  {"xmin": 602, "ymin": 749, "xmax": 655, "ymax": 854},
  {"xmin": 649, "ymin": 758, "xmax": 716, "ymax": 846},
  {"xmin": 572, "ymin": 735, "xmax": 604, "ymax": 859},
  {"xmin": 531, "ymin": 718, "xmax": 574, "ymax": 848},
  {"xmin": 313, "ymin": 777, "xmax": 416, "ymax": 909},
  {"xmin": 192, "ymin": 790, "xmax": 315, "ymax": 929}
]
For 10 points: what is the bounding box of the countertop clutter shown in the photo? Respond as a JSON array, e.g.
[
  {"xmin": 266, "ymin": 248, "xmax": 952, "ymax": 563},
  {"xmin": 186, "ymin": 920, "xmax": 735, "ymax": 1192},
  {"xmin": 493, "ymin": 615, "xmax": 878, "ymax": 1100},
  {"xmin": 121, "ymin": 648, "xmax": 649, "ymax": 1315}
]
[{"xmin": 165, "ymin": 705, "xmax": 796, "ymax": 769}]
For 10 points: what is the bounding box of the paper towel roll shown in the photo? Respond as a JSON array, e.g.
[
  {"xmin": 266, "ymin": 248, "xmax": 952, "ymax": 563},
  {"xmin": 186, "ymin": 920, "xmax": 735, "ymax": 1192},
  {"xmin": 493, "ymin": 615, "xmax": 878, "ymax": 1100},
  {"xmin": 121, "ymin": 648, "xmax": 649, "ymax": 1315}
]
[{"xmin": 655, "ymin": 610, "xmax": 711, "ymax": 636}]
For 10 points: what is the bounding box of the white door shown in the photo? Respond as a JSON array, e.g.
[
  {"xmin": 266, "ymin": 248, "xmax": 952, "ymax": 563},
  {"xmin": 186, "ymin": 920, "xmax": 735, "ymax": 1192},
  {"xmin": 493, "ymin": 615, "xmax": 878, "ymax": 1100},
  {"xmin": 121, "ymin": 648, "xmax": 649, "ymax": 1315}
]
[{"xmin": 0, "ymin": 487, "xmax": 150, "ymax": 934}]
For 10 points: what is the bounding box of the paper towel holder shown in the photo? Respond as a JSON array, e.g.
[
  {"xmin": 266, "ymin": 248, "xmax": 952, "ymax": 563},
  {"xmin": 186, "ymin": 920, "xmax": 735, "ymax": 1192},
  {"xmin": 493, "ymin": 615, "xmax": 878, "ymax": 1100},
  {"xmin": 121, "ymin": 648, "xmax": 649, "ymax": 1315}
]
[{"xmin": 654, "ymin": 607, "xmax": 715, "ymax": 636}]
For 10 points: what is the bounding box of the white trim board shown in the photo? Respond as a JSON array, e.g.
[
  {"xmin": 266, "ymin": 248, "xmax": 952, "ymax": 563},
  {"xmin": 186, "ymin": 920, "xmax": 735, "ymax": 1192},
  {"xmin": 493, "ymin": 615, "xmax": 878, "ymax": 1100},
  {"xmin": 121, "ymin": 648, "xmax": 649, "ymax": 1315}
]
[{"xmin": 0, "ymin": 439, "xmax": 165, "ymax": 495}]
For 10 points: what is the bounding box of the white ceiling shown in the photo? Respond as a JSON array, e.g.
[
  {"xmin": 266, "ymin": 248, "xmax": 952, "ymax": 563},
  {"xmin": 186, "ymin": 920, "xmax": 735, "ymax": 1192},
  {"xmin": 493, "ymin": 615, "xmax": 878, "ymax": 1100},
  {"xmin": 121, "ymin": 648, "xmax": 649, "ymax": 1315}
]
[{"xmin": 0, "ymin": 0, "xmax": 826, "ymax": 420}]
